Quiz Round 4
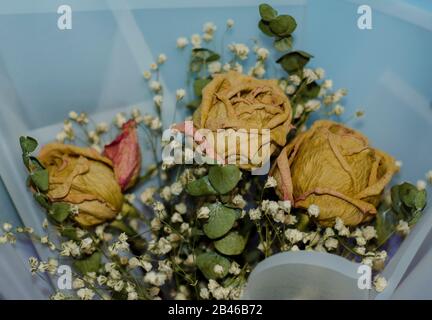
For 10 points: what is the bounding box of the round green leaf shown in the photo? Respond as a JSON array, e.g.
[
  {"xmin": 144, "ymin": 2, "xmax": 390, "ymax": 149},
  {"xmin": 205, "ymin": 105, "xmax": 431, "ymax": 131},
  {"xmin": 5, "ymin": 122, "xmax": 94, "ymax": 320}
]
[
  {"xmin": 193, "ymin": 78, "xmax": 212, "ymax": 97},
  {"xmin": 19, "ymin": 136, "xmax": 38, "ymax": 154},
  {"xmin": 186, "ymin": 176, "xmax": 218, "ymax": 196},
  {"xmin": 274, "ymin": 36, "xmax": 292, "ymax": 52},
  {"xmin": 208, "ymin": 165, "xmax": 241, "ymax": 194},
  {"xmin": 259, "ymin": 4, "xmax": 278, "ymax": 22},
  {"xmin": 214, "ymin": 231, "xmax": 247, "ymax": 256},
  {"xmin": 277, "ymin": 51, "xmax": 313, "ymax": 73},
  {"xmin": 203, "ymin": 203, "xmax": 238, "ymax": 239},
  {"xmin": 258, "ymin": 20, "xmax": 275, "ymax": 37},
  {"xmin": 269, "ymin": 15, "xmax": 297, "ymax": 37},
  {"xmin": 74, "ymin": 252, "xmax": 102, "ymax": 275},
  {"xmin": 196, "ymin": 252, "xmax": 230, "ymax": 280},
  {"xmin": 414, "ymin": 190, "xmax": 427, "ymax": 211},
  {"xmin": 30, "ymin": 169, "xmax": 49, "ymax": 192}
]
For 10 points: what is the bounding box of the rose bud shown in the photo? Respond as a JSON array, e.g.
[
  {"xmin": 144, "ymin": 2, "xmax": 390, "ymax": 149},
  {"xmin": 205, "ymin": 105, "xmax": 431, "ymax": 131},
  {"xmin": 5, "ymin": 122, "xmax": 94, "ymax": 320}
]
[
  {"xmin": 104, "ymin": 120, "xmax": 141, "ymax": 191},
  {"xmin": 38, "ymin": 143, "xmax": 124, "ymax": 227},
  {"xmin": 271, "ymin": 120, "xmax": 397, "ymax": 227},
  {"xmin": 192, "ymin": 71, "xmax": 292, "ymax": 170}
]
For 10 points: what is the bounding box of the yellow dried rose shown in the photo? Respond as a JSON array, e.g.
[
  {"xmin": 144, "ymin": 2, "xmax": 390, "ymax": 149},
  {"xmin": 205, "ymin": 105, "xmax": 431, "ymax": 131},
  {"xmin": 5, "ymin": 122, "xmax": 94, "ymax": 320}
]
[
  {"xmin": 192, "ymin": 71, "xmax": 292, "ymax": 170},
  {"xmin": 271, "ymin": 120, "xmax": 397, "ymax": 227},
  {"xmin": 38, "ymin": 143, "xmax": 123, "ymax": 227}
]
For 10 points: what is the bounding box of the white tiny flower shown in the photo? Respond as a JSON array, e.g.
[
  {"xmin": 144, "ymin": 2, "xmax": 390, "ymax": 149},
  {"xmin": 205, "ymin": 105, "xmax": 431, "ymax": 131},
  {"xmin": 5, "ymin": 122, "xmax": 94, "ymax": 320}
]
[
  {"xmin": 68, "ymin": 111, "xmax": 78, "ymax": 120},
  {"xmin": 150, "ymin": 117, "xmax": 162, "ymax": 130},
  {"xmin": 305, "ymin": 99, "xmax": 321, "ymax": 112},
  {"xmin": 307, "ymin": 204, "xmax": 320, "ymax": 218},
  {"xmin": 278, "ymin": 200, "xmax": 292, "ymax": 213},
  {"xmin": 175, "ymin": 203, "xmax": 187, "ymax": 214},
  {"xmin": 256, "ymin": 47, "xmax": 269, "ymax": 60},
  {"xmin": 56, "ymin": 131, "xmax": 67, "ymax": 142},
  {"xmin": 203, "ymin": 32, "xmax": 213, "ymax": 42},
  {"xmin": 149, "ymin": 80, "xmax": 161, "ymax": 92},
  {"xmin": 2, "ymin": 223, "xmax": 12, "ymax": 232},
  {"xmin": 264, "ymin": 176, "xmax": 277, "ymax": 188},
  {"xmin": 143, "ymin": 71, "xmax": 152, "ymax": 79},
  {"xmin": 324, "ymin": 238, "xmax": 338, "ymax": 250},
  {"xmin": 229, "ymin": 262, "xmax": 241, "ymax": 275},
  {"xmin": 417, "ymin": 180, "xmax": 427, "ymax": 191},
  {"xmin": 157, "ymin": 53, "xmax": 167, "ymax": 64},
  {"xmin": 197, "ymin": 206, "xmax": 210, "ymax": 219},
  {"xmin": 333, "ymin": 104, "xmax": 345, "ymax": 116},
  {"xmin": 203, "ymin": 22, "xmax": 217, "ymax": 34},
  {"xmin": 356, "ymin": 236, "xmax": 367, "ymax": 246},
  {"xmin": 171, "ymin": 212, "xmax": 183, "ymax": 224},
  {"xmin": 222, "ymin": 63, "xmax": 231, "ymax": 72},
  {"xmin": 426, "ymin": 170, "xmax": 432, "ymax": 184},
  {"xmin": 226, "ymin": 18, "xmax": 234, "ymax": 28},
  {"xmin": 140, "ymin": 187, "xmax": 156, "ymax": 205},
  {"xmin": 175, "ymin": 89, "xmax": 186, "ymax": 101},
  {"xmin": 213, "ymin": 264, "xmax": 224, "ymax": 275},
  {"xmin": 322, "ymin": 79, "xmax": 333, "ymax": 89},
  {"xmin": 208, "ymin": 61, "xmax": 222, "ymax": 74},
  {"xmin": 249, "ymin": 208, "xmax": 261, "ymax": 221},
  {"xmin": 395, "ymin": 160, "xmax": 403, "ymax": 169},
  {"xmin": 115, "ymin": 113, "xmax": 126, "ymax": 128},
  {"xmin": 314, "ymin": 68, "xmax": 325, "ymax": 79},
  {"xmin": 303, "ymin": 68, "xmax": 318, "ymax": 84},
  {"xmin": 176, "ymin": 37, "xmax": 189, "ymax": 48},
  {"xmin": 285, "ymin": 229, "xmax": 303, "ymax": 244},
  {"xmin": 396, "ymin": 220, "xmax": 410, "ymax": 236},
  {"xmin": 373, "ymin": 275, "xmax": 387, "ymax": 293},
  {"xmin": 294, "ymin": 104, "xmax": 304, "ymax": 119},
  {"xmin": 200, "ymin": 287, "xmax": 210, "ymax": 299},
  {"xmin": 191, "ymin": 34, "xmax": 202, "ymax": 48},
  {"xmin": 285, "ymin": 85, "xmax": 296, "ymax": 95},
  {"xmin": 153, "ymin": 95, "xmax": 163, "ymax": 108},
  {"xmin": 289, "ymin": 75, "xmax": 301, "ymax": 86},
  {"xmin": 362, "ymin": 226, "xmax": 377, "ymax": 241},
  {"xmin": 77, "ymin": 288, "xmax": 95, "ymax": 300},
  {"xmin": 73, "ymin": 278, "xmax": 85, "ymax": 289},
  {"xmin": 232, "ymin": 194, "xmax": 246, "ymax": 209},
  {"xmin": 150, "ymin": 62, "xmax": 158, "ymax": 71},
  {"xmin": 228, "ymin": 43, "xmax": 249, "ymax": 60},
  {"xmin": 170, "ymin": 182, "xmax": 183, "ymax": 196},
  {"xmin": 334, "ymin": 218, "xmax": 350, "ymax": 236}
]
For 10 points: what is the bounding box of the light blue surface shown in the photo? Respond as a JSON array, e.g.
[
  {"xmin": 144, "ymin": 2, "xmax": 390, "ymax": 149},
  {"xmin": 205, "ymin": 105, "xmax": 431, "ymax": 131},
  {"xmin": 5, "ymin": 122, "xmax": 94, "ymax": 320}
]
[{"xmin": 0, "ymin": 0, "xmax": 431, "ymax": 299}]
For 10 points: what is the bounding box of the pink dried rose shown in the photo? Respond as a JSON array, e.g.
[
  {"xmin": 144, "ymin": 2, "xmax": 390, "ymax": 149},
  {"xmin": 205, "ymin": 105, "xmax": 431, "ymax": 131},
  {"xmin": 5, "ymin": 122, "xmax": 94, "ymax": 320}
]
[{"xmin": 104, "ymin": 120, "xmax": 141, "ymax": 191}]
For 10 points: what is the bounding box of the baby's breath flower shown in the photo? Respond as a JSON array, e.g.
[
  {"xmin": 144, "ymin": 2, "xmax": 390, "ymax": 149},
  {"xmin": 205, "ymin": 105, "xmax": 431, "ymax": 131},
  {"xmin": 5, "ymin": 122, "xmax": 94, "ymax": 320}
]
[
  {"xmin": 213, "ymin": 264, "xmax": 224, "ymax": 275},
  {"xmin": 175, "ymin": 203, "xmax": 187, "ymax": 215},
  {"xmin": 200, "ymin": 287, "xmax": 210, "ymax": 299},
  {"xmin": 232, "ymin": 194, "xmax": 246, "ymax": 209},
  {"xmin": 143, "ymin": 70, "xmax": 152, "ymax": 79},
  {"xmin": 203, "ymin": 22, "xmax": 217, "ymax": 34},
  {"xmin": 256, "ymin": 47, "xmax": 269, "ymax": 60},
  {"xmin": 2, "ymin": 222, "xmax": 12, "ymax": 232},
  {"xmin": 208, "ymin": 61, "xmax": 222, "ymax": 74},
  {"xmin": 373, "ymin": 275, "xmax": 387, "ymax": 293},
  {"xmin": 249, "ymin": 208, "xmax": 261, "ymax": 221},
  {"xmin": 77, "ymin": 288, "xmax": 95, "ymax": 300},
  {"xmin": 228, "ymin": 43, "xmax": 249, "ymax": 60},
  {"xmin": 324, "ymin": 237, "xmax": 338, "ymax": 250},
  {"xmin": 334, "ymin": 217, "xmax": 350, "ymax": 236},
  {"xmin": 362, "ymin": 226, "xmax": 377, "ymax": 241},
  {"xmin": 285, "ymin": 229, "xmax": 303, "ymax": 244},
  {"xmin": 191, "ymin": 34, "xmax": 202, "ymax": 48},
  {"xmin": 149, "ymin": 80, "xmax": 162, "ymax": 92},
  {"xmin": 426, "ymin": 170, "xmax": 432, "ymax": 184},
  {"xmin": 307, "ymin": 204, "xmax": 320, "ymax": 218},
  {"xmin": 416, "ymin": 180, "xmax": 427, "ymax": 191},
  {"xmin": 153, "ymin": 95, "xmax": 163, "ymax": 108},
  {"xmin": 305, "ymin": 99, "xmax": 321, "ymax": 112},
  {"xmin": 68, "ymin": 111, "xmax": 78, "ymax": 120},
  {"xmin": 285, "ymin": 85, "xmax": 296, "ymax": 95},
  {"xmin": 144, "ymin": 271, "xmax": 167, "ymax": 287},
  {"xmin": 333, "ymin": 104, "xmax": 345, "ymax": 116},
  {"xmin": 115, "ymin": 113, "xmax": 127, "ymax": 128},
  {"xmin": 171, "ymin": 212, "xmax": 183, "ymax": 224},
  {"xmin": 289, "ymin": 74, "xmax": 301, "ymax": 86},
  {"xmin": 226, "ymin": 18, "xmax": 234, "ymax": 28},
  {"xmin": 395, "ymin": 160, "xmax": 403, "ymax": 170},
  {"xmin": 314, "ymin": 68, "xmax": 325, "ymax": 79},
  {"xmin": 396, "ymin": 220, "xmax": 410, "ymax": 236},
  {"xmin": 294, "ymin": 104, "xmax": 304, "ymax": 119},
  {"xmin": 229, "ymin": 262, "xmax": 241, "ymax": 275},
  {"xmin": 322, "ymin": 79, "xmax": 333, "ymax": 89},
  {"xmin": 202, "ymin": 33, "xmax": 213, "ymax": 42},
  {"xmin": 150, "ymin": 117, "xmax": 162, "ymax": 130},
  {"xmin": 264, "ymin": 176, "xmax": 277, "ymax": 189},
  {"xmin": 73, "ymin": 278, "xmax": 85, "ymax": 289},
  {"xmin": 176, "ymin": 37, "xmax": 189, "ymax": 48},
  {"xmin": 157, "ymin": 53, "xmax": 167, "ymax": 64},
  {"xmin": 140, "ymin": 187, "xmax": 156, "ymax": 205},
  {"xmin": 175, "ymin": 89, "xmax": 186, "ymax": 101},
  {"xmin": 150, "ymin": 62, "xmax": 158, "ymax": 71},
  {"xmin": 197, "ymin": 206, "xmax": 210, "ymax": 219}
]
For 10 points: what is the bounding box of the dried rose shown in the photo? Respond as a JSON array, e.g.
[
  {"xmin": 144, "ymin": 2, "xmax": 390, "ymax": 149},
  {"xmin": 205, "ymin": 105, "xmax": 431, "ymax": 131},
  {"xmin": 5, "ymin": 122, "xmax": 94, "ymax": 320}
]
[
  {"xmin": 39, "ymin": 143, "xmax": 123, "ymax": 227},
  {"xmin": 271, "ymin": 120, "xmax": 397, "ymax": 227},
  {"xmin": 192, "ymin": 71, "xmax": 292, "ymax": 170},
  {"xmin": 104, "ymin": 120, "xmax": 141, "ymax": 191}
]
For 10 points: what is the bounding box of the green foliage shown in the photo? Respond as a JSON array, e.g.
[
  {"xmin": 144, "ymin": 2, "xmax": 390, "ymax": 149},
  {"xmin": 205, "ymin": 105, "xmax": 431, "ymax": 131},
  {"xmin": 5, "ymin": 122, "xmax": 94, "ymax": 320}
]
[
  {"xmin": 277, "ymin": 51, "xmax": 313, "ymax": 74},
  {"xmin": 269, "ymin": 15, "xmax": 297, "ymax": 37},
  {"xmin": 19, "ymin": 136, "xmax": 38, "ymax": 154},
  {"xmin": 274, "ymin": 36, "xmax": 292, "ymax": 52},
  {"xmin": 203, "ymin": 203, "xmax": 238, "ymax": 239},
  {"xmin": 186, "ymin": 176, "xmax": 218, "ymax": 196},
  {"xmin": 214, "ymin": 231, "xmax": 247, "ymax": 256},
  {"xmin": 50, "ymin": 202, "xmax": 71, "ymax": 223},
  {"xmin": 30, "ymin": 169, "xmax": 49, "ymax": 192},
  {"xmin": 74, "ymin": 252, "xmax": 102, "ymax": 275},
  {"xmin": 190, "ymin": 48, "xmax": 220, "ymax": 73},
  {"xmin": 259, "ymin": 3, "xmax": 278, "ymax": 22},
  {"xmin": 196, "ymin": 251, "xmax": 230, "ymax": 280},
  {"xmin": 208, "ymin": 165, "xmax": 242, "ymax": 195},
  {"xmin": 193, "ymin": 78, "xmax": 212, "ymax": 97}
]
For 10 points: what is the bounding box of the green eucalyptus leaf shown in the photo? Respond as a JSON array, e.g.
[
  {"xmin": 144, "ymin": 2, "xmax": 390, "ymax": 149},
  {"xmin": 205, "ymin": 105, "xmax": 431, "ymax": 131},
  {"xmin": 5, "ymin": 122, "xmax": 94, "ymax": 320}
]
[
  {"xmin": 110, "ymin": 220, "xmax": 137, "ymax": 237},
  {"xmin": 192, "ymin": 48, "xmax": 220, "ymax": 62},
  {"xmin": 375, "ymin": 204, "xmax": 397, "ymax": 245},
  {"xmin": 50, "ymin": 202, "xmax": 71, "ymax": 223},
  {"xmin": 277, "ymin": 51, "xmax": 313, "ymax": 73},
  {"xmin": 186, "ymin": 176, "xmax": 218, "ymax": 196},
  {"xmin": 193, "ymin": 78, "xmax": 212, "ymax": 97},
  {"xmin": 414, "ymin": 190, "xmax": 427, "ymax": 211},
  {"xmin": 214, "ymin": 231, "xmax": 247, "ymax": 256},
  {"xmin": 30, "ymin": 169, "xmax": 49, "ymax": 192},
  {"xmin": 399, "ymin": 183, "xmax": 418, "ymax": 208},
  {"xmin": 33, "ymin": 192, "xmax": 50, "ymax": 210},
  {"xmin": 258, "ymin": 20, "xmax": 275, "ymax": 37},
  {"xmin": 196, "ymin": 251, "xmax": 230, "ymax": 280},
  {"xmin": 74, "ymin": 252, "xmax": 102, "ymax": 275},
  {"xmin": 60, "ymin": 227, "xmax": 79, "ymax": 241},
  {"xmin": 208, "ymin": 165, "xmax": 241, "ymax": 194},
  {"xmin": 269, "ymin": 15, "xmax": 297, "ymax": 37},
  {"xmin": 274, "ymin": 36, "xmax": 292, "ymax": 52},
  {"xmin": 203, "ymin": 203, "xmax": 238, "ymax": 239},
  {"xmin": 19, "ymin": 136, "xmax": 38, "ymax": 154},
  {"xmin": 187, "ymin": 99, "xmax": 201, "ymax": 109},
  {"xmin": 259, "ymin": 4, "xmax": 278, "ymax": 22}
]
